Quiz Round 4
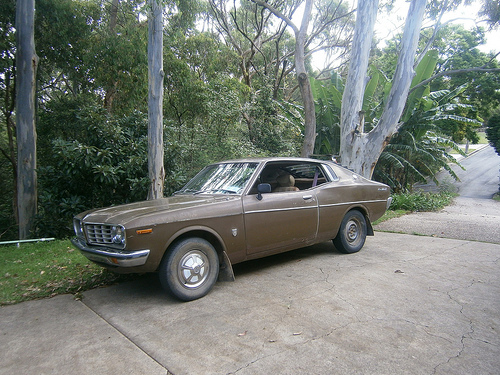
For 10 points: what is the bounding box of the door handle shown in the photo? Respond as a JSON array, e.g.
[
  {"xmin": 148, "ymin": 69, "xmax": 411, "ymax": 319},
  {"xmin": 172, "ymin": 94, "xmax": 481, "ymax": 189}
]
[{"xmin": 302, "ymin": 195, "xmax": 313, "ymax": 200}]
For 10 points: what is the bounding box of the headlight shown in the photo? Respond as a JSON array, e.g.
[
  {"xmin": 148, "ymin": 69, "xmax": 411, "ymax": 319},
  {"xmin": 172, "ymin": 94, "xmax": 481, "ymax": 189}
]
[
  {"xmin": 111, "ymin": 225, "xmax": 126, "ymax": 246},
  {"xmin": 73, "ymin": 218, "xmax": 84, "ymax": 238}
]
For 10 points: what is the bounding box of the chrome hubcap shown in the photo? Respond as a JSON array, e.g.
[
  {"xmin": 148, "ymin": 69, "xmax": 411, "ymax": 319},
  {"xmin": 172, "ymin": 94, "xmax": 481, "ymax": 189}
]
[
  {"xmin": 178, "ymin": 250, "xmax": 209, "ymax": 289},
  {"xmin": 346, "ymin": 219, "xmax": 359, "ymax": 242}
]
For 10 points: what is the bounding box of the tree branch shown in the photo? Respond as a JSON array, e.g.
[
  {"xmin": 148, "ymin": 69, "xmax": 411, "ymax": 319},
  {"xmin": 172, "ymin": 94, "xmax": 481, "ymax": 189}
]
[
  {"xmin": 250, "ymin": 0, "xmax": 299, "ymax": 34},
  {"xmin": 410, "ymin": 65, "xmax": 500, "ymax": 93},
  {"xmin": 415, "ymin": 0, "xmax": 448, "ymax": 67}
]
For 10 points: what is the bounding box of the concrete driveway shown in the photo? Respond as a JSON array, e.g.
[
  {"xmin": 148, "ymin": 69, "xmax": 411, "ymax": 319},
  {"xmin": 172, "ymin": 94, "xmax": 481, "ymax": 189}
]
[{"xmin": 1, "ymin": 230, "xmax": 499, "ymax": 375}]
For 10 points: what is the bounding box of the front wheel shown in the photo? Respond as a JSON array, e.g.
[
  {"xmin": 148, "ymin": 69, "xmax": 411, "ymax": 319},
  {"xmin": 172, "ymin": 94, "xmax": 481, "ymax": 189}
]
[
  {"xmin": 333, "ymin": 210, "xmax": 367, "ymax": 254},
  {"xmin": 159, "ymin": 238, "xmax": 219, "ymax": 301}
]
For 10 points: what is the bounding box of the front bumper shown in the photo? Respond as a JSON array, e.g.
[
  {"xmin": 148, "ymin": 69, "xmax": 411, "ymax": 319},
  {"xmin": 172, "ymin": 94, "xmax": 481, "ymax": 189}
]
[{"xmin": 71, "ymin": 237, "xmax": 150, "ymax": 267}]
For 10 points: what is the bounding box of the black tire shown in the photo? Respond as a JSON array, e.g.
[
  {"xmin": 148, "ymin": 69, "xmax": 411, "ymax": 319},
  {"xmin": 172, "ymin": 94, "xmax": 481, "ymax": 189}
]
[
  {"xmin": 159, "ymin": 238, "xmax": 219, "ymax": 301},
  {"xmin": 333, "ymin": 210, "xmax": 367, "ymax": 254}
]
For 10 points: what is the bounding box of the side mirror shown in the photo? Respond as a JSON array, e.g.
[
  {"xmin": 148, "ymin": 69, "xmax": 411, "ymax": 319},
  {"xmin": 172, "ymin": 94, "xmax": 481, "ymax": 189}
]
[{"xmin": 256, "ymin": 183, "xmax": 271, "ymax": 201}]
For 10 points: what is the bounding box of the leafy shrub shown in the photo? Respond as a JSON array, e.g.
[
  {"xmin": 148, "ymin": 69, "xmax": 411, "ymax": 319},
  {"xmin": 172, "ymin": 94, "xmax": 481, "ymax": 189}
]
[
  {"xmin": 36, "ymin": 99, "xmax": 150, "ymax": 237},
  {"xmin": 389, "ymin": 191, "xmax": 456, "ymax": 212}
]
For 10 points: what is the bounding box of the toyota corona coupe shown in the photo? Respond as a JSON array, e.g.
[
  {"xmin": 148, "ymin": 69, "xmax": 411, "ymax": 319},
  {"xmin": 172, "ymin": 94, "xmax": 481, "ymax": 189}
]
[{"xmin": 72, "ymin": 157, "xmax": 392, "ymax": 301}]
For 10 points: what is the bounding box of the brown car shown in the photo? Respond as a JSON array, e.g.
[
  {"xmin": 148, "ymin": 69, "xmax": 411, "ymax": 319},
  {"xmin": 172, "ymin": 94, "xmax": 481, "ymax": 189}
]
[{"xmin": 72, "ymin": 157, "xmax": 392, "ymax": 301}]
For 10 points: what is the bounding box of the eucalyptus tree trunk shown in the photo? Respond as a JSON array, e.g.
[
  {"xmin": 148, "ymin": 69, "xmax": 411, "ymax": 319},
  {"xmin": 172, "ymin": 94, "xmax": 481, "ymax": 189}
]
[
  {"xmin": 16, "ymin": 0, "xmax": 38, "ymax": 239},
  {"xmin": 147, "ymin": 0, "xmax": 165, "ymax": 200},
  {"xmin": 340, "ymin": 0, "xmax": 427, "ymax": 179},
  {"xmin": 295, "ymin": 0, "xmax": 316, "ymax": 157},
  {"xmin": 104, "ymin": 0, "xmax": 120, "ymax": 112}
]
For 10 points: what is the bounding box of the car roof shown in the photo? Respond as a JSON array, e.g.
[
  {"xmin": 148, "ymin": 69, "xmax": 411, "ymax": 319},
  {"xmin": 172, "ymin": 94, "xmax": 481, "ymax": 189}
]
[{"xmin": 212, "ymin": 157, "xmax": 336, "ymax": 165}]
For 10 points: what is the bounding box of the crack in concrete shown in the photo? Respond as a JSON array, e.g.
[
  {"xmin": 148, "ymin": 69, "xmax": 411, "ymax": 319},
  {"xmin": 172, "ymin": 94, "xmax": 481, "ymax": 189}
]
[
  {"xmin": 80, "ymin": 298, "xmax": 171, "ymax": 374},
  {"xmin": 431, "ymin": 279, "xmax": 477, "ymax": 375},
  {"xmin": 227, "ymin": 348, "xmax": 289, "ymax": 375}
]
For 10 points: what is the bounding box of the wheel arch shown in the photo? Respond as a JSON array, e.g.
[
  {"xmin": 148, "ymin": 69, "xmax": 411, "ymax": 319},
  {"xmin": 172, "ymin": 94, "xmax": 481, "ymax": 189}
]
[
  {"xmin": 161, "ymin": 226, "xmax": 235, "ymax": 281},
  {"xmin": 344, "ymin": 205, "xmax": 374, "ymax": 236}
]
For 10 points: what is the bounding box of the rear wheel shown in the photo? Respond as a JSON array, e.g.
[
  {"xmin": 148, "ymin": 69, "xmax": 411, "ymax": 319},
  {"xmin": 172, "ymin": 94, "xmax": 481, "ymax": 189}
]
[
  {"xmin": 159, "ymin": 238, "xmax": 219, "ymax": 301},
  {"xmin": 333, "ymin": 210, "xmax": 367, "ymax": 254}
]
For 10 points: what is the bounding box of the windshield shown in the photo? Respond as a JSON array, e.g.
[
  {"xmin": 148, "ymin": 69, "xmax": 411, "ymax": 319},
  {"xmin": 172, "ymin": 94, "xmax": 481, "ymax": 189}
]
[{"xmin": 176, "ymin": 162, "xmax": 258, "ymax": 195}]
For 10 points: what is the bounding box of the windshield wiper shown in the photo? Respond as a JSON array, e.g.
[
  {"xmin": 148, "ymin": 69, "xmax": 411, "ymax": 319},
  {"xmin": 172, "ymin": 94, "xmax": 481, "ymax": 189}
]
[
  {"xmin": 193, "ymin": 189, "xmax": 237, "ymax": 195},
  {"xmin": 173, "ymin": 189, "xmax": 198, "ymax": 195}
]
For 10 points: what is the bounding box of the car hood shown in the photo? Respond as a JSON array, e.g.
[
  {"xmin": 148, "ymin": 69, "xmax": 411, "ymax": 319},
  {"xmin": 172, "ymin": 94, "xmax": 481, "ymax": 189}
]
[{"xmin": 80, "ymin": 195, "xmax": 240, "ymax": 225}]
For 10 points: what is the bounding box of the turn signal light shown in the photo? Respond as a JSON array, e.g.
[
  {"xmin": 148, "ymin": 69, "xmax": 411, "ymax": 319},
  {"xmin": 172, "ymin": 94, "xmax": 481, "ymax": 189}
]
[{"xmin": 136, "ymin": 228, "xmax": 153, "ymax": 235}]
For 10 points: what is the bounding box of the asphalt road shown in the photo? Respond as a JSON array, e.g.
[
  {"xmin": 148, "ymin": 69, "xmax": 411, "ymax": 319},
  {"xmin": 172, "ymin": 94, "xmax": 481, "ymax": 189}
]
[
  {"xmin": 443, "ymin": 145, "xmax": 500, "ymax": 198},
  {"xmin": 411, "ymin": 145, "xmax": 500, "ymax": 197}
]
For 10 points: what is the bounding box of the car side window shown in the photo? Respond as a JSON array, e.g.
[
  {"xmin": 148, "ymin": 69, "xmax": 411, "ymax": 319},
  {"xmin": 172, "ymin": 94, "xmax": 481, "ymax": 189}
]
[
  {"xmin": 248, "ymin": 162, "xmax": 331, "ymax": 194},
  {"xmin": 323, "ymin": 164, "xmax": 339, "ymax": 182}
]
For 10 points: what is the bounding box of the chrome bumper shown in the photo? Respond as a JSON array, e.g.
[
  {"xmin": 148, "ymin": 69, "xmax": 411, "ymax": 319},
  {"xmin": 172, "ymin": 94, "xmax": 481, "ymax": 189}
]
[{"xmin": 71, "ymin": 238, "xmax": 150, "ymax": 267}]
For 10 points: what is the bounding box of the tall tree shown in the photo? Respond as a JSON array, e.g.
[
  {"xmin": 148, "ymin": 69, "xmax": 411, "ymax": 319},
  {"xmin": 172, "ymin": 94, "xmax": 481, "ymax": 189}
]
[
  {"xmin": 340, "ymin": 0, "xmax": 427, "ymax": 178},
  {"xmin": 0, "ymin": 0, "xmax": 17, "ymax": 237},
  {"xmin": 16, "ymin": 0, "xmax": 38, "ymax": 239},
  {"xmin": 249, "ymin": 0, "xmax": 315, "ymax": 156},
  {"xmin": 243, "ymin": 0, "xmax": 353, "ymax": 157},
  {"xmin": 103, "ymin": 0, "xmax": 120, "ymax": 112},
  {"xmin": 147, "ymin": 0, "xmax": 165, "ymax": 199}
]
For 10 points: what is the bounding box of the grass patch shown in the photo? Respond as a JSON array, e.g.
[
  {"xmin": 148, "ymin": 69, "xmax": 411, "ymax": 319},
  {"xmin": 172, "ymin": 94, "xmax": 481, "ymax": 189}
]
[
  {"xmin": 448, "ymin": 132, "xmax": 488, "ymax": 154},
  {"xmin": 373, "ymin": 209, "xmax": 408, "ymax": 225},
  {"xmin": 494, "ymin": 193, "xmax": 500, "ymax": 202},
  {"xmin": 389, "ymin": 190, "xmax": 456, "ymax": 212},
  {"xmin": 0, "ymin": 240, "xmax": 136, "ymax": 305},
  {"xmin": 477, "ymin": 131, "xmax": 488, "ymax": 144}
]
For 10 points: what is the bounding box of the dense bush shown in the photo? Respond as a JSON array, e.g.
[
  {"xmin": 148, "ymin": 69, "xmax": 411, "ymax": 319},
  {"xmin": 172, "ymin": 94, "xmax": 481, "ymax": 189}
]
[{"xmin": 36, "ymin": 99, "xmax": 151, "ymax": 238}]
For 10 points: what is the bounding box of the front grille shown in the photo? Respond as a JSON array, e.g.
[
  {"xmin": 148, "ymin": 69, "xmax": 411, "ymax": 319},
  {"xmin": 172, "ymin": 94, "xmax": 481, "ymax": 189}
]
[{"xmin": 86, "ymin": 224, "xmax": 115, "ymax": 245}]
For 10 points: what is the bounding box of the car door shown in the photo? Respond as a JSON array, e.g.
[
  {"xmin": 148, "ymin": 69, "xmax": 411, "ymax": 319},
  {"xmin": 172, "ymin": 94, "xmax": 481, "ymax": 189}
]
[{"xmin": 242, "ymin": 189, "xmax": 318, "ymax": 255}]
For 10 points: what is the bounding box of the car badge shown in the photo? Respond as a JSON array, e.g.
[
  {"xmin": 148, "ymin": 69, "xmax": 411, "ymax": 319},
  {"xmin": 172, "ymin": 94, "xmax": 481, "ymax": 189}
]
[{"xmin": 232, "ymin": 228, "xmax": 238, "ymax": 237}]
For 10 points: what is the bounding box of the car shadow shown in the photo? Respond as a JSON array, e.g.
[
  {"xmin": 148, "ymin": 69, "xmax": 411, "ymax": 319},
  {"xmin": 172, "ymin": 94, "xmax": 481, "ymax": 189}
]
[
  {"xmin": 232, "ymin": 241, "xmax": 338, "ymax": 277},
  {"xmin": 85, "ymin": 241, "xmax": 341, "ymax": 305}
]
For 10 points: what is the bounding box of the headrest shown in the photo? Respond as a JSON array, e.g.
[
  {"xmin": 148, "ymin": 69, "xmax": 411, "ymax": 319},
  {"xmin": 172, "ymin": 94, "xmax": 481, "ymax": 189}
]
[{"xmin": 277, "ymin": 174, "xmax": 295, "ymax": 187}]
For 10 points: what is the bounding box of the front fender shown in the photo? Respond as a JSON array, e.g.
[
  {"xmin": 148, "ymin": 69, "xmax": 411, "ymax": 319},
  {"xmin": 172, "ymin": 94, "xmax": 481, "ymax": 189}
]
[{"xmin": 162, "ymin": 225, "xmax": 235, "ymax": 281}]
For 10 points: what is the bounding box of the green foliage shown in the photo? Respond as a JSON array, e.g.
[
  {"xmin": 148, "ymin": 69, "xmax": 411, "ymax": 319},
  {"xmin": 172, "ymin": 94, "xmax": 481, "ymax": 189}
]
[
  {"xmin": 0, "ymin": 162, "xmax": 15, "ymax": 239},
  {"xmin": 311, "ymin": 74, "xmax": 342, "ymax": 156},
  {"xmin": 403, "ymin": 50, "xmax": 439, "ymax": 122},
  {"xmin": 161, "ymin": 32, "xmax": 278, "ymax": 180},
  {"xmin": 363, "ymin": 34, "xmax": 486, "ymax": 192},
  {"xmin": 244, "ymin": 83, "xmax": 302, "ymax": 155},
  {"xmin": 37, "ymin": 97, "xmax": 150, "ymax": 237},
  {"xmin": 485, "ymin": 113, "xmax": 500, "ymax": 156},
  {"xmin": 427, "ymin": 25, "xmax": 500, "ymax": 121},
  {"xmin": 372, "ymin": 209, "xmax": 408, "ymax": 225},
  {"xmin": 389, "ymin": 190, "xmax": 456, "ymax": 212},
  {"xmin": 374, "ymin": 87, "xmax": 481, "ymax": 192},
  {"xmin": 34, "ymin": 0, "xmax": 103, "ymax": 108},
  {"xmin": 374, "ymin": 24, "xmax": 497, "ymax": 140}
]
